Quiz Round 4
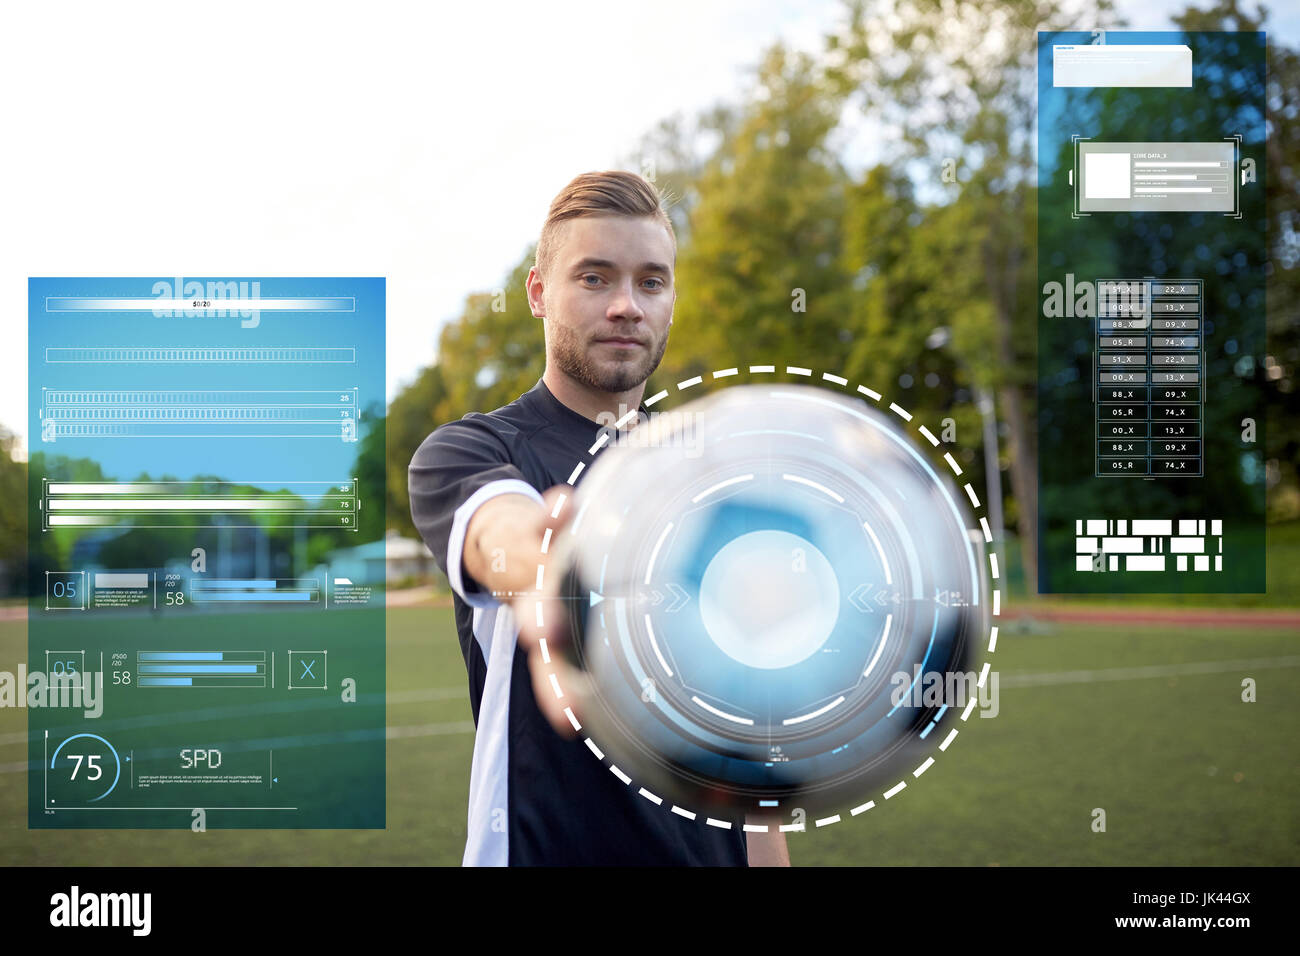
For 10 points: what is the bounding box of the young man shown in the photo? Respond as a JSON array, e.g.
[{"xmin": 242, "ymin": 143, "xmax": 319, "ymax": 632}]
[{"xmin": 409, "ymin": 170, "xmax": 789, "ymax": 866}]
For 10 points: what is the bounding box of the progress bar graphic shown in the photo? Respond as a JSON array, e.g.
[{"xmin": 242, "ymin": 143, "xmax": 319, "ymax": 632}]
[
  {"xmin": 135, "ymin": 651, "xmax": 267, "ymax": 688},
  {"xmin": 191, "ymin": 579, "xmax": 322, "ymax": 604},
  {"xmin": 42, "ymin": 480, "xmax": 359, "ymax": 530},
  {"xmin": 40, "ymin": 388, "xmax": 360, "ymax": 441}
]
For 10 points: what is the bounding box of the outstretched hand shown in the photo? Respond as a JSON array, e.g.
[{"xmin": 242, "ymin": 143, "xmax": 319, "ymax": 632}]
[{"xmin": 510, "ymin": 484, "xmax": 592, "ymax": 738}]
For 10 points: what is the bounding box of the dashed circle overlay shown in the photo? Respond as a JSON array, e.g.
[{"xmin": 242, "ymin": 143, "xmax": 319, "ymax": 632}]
[{"xmin": 531, "ymin": 364, "xmax": 1002, "ymax": 834}]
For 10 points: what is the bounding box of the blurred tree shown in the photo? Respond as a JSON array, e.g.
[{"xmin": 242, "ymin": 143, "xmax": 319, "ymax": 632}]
[
  {"xmin": 841, "ymin": 165, "xmax": 1003, "ymax": 520},
  {"xmin": 829, "ymin": 0, "xmax": 1121, "ymax": 592},
  {"xmin": 382, "ymin": 363, "xmax": 448, "ymax": 539},
  {"xmin": 624, "ymin": 105, "xmax": 743, "ymax": 250},
  {"xmin": 434, "ymin": 252, "xmax": 546, "ymax": 421},
  {"xmin": 654, "ymin": 44, "xmax": 855, "ymax": 392},
  {"xmin": 384, "ymin": 251, "xmax": 544, "ymax": 541},
  {"xmin": 0, "ymin": 428, "xmax": 25, "ymax": 595}
]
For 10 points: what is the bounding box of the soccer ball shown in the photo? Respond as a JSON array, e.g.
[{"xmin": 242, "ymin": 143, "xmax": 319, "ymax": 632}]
[{"xmin": 553, "ymin": 384, "xmax": 988, "ymax": 816}]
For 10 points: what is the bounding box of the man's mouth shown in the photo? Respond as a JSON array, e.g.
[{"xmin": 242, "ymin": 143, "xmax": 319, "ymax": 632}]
[{"xmin": 595, "ymin": 337, "xmax": 645, "ymax": 348}]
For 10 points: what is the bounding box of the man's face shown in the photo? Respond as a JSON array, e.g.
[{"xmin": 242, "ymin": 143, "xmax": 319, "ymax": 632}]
[{"xmin": 528, "ymin": 214, "xmax": 675, "ymax": 394}]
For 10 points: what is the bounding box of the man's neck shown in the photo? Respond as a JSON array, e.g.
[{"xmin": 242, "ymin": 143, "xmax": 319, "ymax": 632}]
[{"xmin": 543, "ymin": 367, "xmax": 645, "ymax": 425}]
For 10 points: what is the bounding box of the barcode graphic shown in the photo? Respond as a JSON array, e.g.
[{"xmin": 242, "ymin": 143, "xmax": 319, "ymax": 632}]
[{"xmin": 1074, "ymin": 519, "xmax": 1223, "ymax": 572}]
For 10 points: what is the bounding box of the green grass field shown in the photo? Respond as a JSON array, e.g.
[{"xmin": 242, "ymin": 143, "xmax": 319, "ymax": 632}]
[{"xmin": 1, "ymin": 607, "xmax": 1296, "ymax": 865}]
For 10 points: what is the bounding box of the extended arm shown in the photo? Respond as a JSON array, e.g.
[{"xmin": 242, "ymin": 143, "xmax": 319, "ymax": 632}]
[{"xmin": 746, "ymin": 821, "xmax": 791, "ymax": 867}]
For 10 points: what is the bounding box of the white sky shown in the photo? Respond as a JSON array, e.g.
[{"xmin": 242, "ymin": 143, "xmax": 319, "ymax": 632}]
[{"xmin": 2, "ymin": 0, "xmax": 1292, "ymax": 452}]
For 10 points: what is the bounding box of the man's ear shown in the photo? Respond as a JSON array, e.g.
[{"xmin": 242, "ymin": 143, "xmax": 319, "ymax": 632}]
[{"xmin": 525, "ymin": 266, "xmax": 545, "ymax": 318}]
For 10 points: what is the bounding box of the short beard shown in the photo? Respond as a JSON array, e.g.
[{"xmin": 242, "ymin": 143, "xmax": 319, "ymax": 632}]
[{"xmin": 549, "ymin": 322, "xmax": 669, "ymax": 393}]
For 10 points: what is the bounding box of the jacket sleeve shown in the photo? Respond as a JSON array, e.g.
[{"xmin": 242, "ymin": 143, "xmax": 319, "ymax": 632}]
[{"xmin": 407, "ymin": 419, "xmax": 545, "ymax": 608}]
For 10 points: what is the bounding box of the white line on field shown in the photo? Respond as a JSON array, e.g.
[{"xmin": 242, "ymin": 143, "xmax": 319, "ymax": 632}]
[
  {"xmin": 1000, "ymin": 656, "xmax": 1300, "ymax": 689},
  {"xmin": 3, "ymin": 657, "xmax": 1297, "ymax": 772}
]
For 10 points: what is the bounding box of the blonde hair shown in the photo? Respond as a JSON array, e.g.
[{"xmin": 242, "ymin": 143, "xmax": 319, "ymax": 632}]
[{"xmin": 535, "ymin": 170, "xmax": 676, "ymax": 278}]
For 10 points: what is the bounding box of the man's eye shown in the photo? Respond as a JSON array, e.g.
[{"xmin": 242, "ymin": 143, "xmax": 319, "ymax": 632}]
[
  {"xmin": 643, "ymin": 277, "xmax": 664, "ymax": 291},
  {"xmin": 581, "ymin": 274, "xmax": 603, "ymax": 286}
]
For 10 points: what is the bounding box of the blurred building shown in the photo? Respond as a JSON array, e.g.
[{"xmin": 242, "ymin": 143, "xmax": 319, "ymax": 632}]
[{"xmin": 325, "ymin": 530, "xmax": 436, "ymax": 585}]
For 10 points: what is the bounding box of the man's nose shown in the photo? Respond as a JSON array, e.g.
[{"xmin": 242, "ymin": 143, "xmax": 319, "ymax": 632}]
[{"xmin": 606, "ymin": 279, "xmax": 645, "ymax": 321}]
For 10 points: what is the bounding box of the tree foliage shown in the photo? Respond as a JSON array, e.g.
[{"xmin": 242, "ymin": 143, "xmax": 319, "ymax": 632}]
[{"xmin": 378, "ymin": 0, "xmax": 1298, "ymax": 584}]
